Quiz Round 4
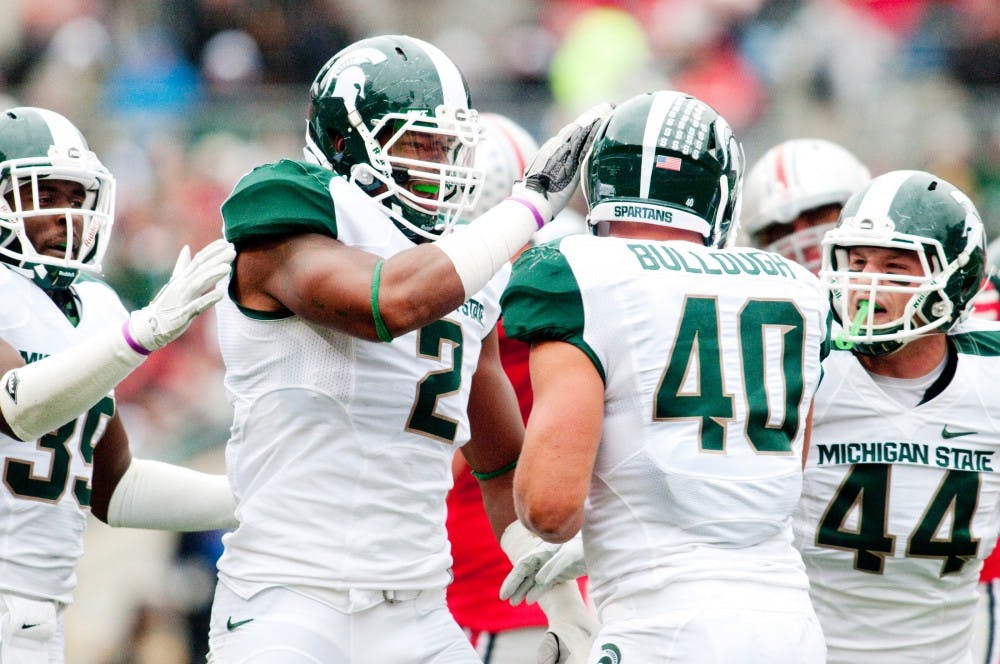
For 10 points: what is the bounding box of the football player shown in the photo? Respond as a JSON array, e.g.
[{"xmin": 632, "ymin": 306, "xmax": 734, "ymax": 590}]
[
  {"xmin": 502, "ymin": 90, "xmax": 829, "ymax": 663},
  {"xmin": 797, "ymin": 170, "xmax": 1000, "ymax": 663},
  {"xmin": 741, "ymin": 137, "xmax": 871, "ymax": 274},
  {"xmin": 0, "ymin": 107, "xmax": 236, "ymax": 662},
  {"xmin": 967, "ymin": 229, "xmax": 1000, "ymax": 664},
  {"xmin": 447, "ymin": 112, "xmax": 594, "ymax": 664},
  {"xmin": 206, "ymin": 35, "xmax": 609, "ymax": 662}
]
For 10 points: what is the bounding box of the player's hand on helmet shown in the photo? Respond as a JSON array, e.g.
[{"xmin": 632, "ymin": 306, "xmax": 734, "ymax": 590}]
[
  {"xmin": 500, "ymin": 528, "xmax": 587, "ymax": 606},
  {"xmin": 511, "ymin": 101, "xmax": 614, "ymax": 222},
  {"xmin": 128, "ymin": 239, "xmax": 236, "ymax": 352}
]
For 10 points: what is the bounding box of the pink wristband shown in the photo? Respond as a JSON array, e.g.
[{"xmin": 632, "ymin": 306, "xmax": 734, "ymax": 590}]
[
  {"xmin": 506, "ymin": 196, "xmax": 546, "ymax": 230},
  {"xmin": 121, "ymin": 322, "xmax": 152, "ymax": 356}
]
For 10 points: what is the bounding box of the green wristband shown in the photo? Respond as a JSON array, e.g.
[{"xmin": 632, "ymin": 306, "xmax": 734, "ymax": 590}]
[
  {"xmin": 371, "ymin": 259, "xmax": 392, "ymax": 343},
  {"xmin": 471, "ymin": 459, "xmax": 518, "ymax": 481}
]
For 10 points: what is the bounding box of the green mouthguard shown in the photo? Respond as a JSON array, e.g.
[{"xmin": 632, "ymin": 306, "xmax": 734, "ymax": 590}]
[{"xmin": 835, "ymin": 300, "xmax": 870, "ymax": 350}]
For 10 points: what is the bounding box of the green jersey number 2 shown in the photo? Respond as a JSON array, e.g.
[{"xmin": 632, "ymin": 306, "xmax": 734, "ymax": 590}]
[
  {"xmin": 654, "ymin": 296, "xmax": 806, "ymax": 454},
  {"xmin": 406, "ymin": 319, "xmax": 463, "ymax": 443}
]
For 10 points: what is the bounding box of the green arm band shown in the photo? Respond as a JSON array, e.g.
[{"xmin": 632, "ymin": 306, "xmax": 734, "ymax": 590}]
[
  {"xmin": 471, "ymin": 459, "xmax": 518, "ymax": 481},
  {"xmin": 371, "ymin": 259, "xmax": 392, "ymax": 342}
]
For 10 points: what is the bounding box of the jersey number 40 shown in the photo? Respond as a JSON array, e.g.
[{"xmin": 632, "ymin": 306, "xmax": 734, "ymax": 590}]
[{"xmin": 654, "ymin": 296, "xmax": 807, "ymax": 454}]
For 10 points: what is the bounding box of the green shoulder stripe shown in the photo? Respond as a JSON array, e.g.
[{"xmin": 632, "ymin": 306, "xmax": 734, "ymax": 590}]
[
  {"xmin": 74, "ymin": 272, "xmax": 106, "ymax": 286},
  {"xmin": 500, "ymin": 245, "xmax": 605, "ymax": 382},
  {"xmin": 222, "ymin": 160, "xmax": 338, "ymax": 244},
  {"xmin": 951, "ymin": 329, "xmax": 1000, "ymax": 356},
  {"xmin": 821, "ymin": 308, "xmax": 833, "ymax": 361}
]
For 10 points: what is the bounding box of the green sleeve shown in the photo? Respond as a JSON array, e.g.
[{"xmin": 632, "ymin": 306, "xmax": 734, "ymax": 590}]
[
  {"xmin": 500, "ymin": 244, "xmax": 605, "ymax": 382},
  {"xmin": 951, "ymin": 329, "xmax": 1000, "ymax": 356},
  {"xmin": 222, "ymin": 160, "xmax": 339, "ymax": 244},
  {"xmin": 820, "ymin": 307, "xmax": 833, "ymax": 361}
]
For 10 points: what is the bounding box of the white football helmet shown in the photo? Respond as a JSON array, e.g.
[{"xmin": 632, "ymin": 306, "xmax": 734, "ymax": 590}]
[
  {"xmin": 468, "ymin": 112, "xmax": 539, "ymax": 219},
  {"xmin": 742, "ymin": 138, "xmax": 870, "ymax": 273},
  {"xmin": 0, "ymin": 107, "xmax": 115, "ymax": 289}
]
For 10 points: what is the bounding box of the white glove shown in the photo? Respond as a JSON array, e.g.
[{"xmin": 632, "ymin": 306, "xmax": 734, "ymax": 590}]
[
  {"xmin": 537, "ymin": 533, "xmax": 587, "ymax": 588},
  {"xmin": 536, "ymin": 581, "xmax": 598, "ymax": 664},
  {"xmin": 500, "ymin": 522, "xmax": 587, "ymax": 606},
  {"xmin": 511, "ymin": 102, "xmax": 614, "ymax": 223},
  {"xmin": 127, "ymin": 239, "xmax": 235, "ymax": 352}
]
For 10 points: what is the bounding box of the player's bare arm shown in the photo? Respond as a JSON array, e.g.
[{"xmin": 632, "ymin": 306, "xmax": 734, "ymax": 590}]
[
  {"xmin": 515, "ymin": 340, "xmax": 603, "ymax": 544},
  {"xmin": 233, "ymin": 232, "xmax": 468, "ymax": 341},
  {"xmin": 89, "ymin": 413, "xmax": 132, "ymax": 521},
  {"xmin": 463, "ymin": 327, "xmax": 524, "ymax": 539}
]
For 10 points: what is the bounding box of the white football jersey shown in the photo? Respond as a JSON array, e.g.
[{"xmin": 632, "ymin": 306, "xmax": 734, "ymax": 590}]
[
  {"xmin": 216, "ymin": 171, "xmax": 507, "ymax": 599},
  {"xmin": 502, "ymin": 235, "xmax": 830, "ymax": 612},
  {"xmin": 0, "ymin": 267, "xmax": 123, "ymax": 604},
  {"xmin": 796, "ymin": 317, "xmax": 1000, "ymax": 663}
]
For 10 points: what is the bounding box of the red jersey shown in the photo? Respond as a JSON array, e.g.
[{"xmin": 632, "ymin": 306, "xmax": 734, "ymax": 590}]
[
  {"xmin": 973, "ymin": 278, "xmax": 1000, "ymax": 582},
  {"xmin": 446, "ymin": 322, "xmax": 546, "ymax": 631}
]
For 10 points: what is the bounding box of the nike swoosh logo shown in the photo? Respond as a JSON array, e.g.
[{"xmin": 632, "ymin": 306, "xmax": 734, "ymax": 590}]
[
  {"xmin": 20, "ymin": 623, "xmax": 39, "ymax": 630},
  {"xmin": 226, "ymin": 617, "xmax": 254, "ymax": 631},
  {"xmin": 942, "ymin": 425, "xmax": 977, "ymax": 439}
]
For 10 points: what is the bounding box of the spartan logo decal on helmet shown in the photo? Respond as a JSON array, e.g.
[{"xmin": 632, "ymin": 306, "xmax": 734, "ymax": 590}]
[
  {"xmin": 821, "ymin": 170, "xmax": 987, "ymax": 356},
  {"xmin": 304, "ymin": 35, "xmax": 482, "ymax": 242},
  {"xmin": 582, "ymin": 90, "xmax": 744, "ymax": 248},
  {"xmin": 0, "ymin": 107, "xmax": 115, "ymax": 290},
  {"xmin": 742, "ymin": 138, "xmax": 871, "ymax": 273}
]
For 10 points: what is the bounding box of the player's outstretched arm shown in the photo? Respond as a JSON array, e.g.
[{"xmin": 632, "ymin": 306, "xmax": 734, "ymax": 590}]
[
  {"xmin": 236, "ymin": 104, "xmax": 613, "ymax": 343},
  {"xmin": 0, "ymin": 240, "xmax": 235, "ymax": 442},
  {"xmin": 90, "ymin": 414, "xmax": 236, "ymax": 531}
]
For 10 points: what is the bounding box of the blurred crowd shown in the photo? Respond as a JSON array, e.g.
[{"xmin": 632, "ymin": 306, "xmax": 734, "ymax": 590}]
[{"xmin": 0, "ymin": 0, "xmax": 997, "ymax": 662}]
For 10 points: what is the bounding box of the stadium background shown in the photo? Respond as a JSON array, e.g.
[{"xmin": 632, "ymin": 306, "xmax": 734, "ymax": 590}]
[{"xmin": 0, "ymin": 0, "xmax": 997, "ymax": 661}]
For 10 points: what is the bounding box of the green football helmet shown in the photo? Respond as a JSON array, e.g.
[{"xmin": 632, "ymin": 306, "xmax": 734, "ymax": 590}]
[
  {"xmin": 582, "ymin": 90, "xmax": 744, "ymax": 248},
  {"xmin": 305, "ymin": 35, "xmax": 482, "ymax": 242},
  {"xmin": 821, "ymin": 170, "xmax": 986, "ymax": 356},
  {"xmin": 0, "ymin": 107, "xmax": 115, "ymax": 289}
]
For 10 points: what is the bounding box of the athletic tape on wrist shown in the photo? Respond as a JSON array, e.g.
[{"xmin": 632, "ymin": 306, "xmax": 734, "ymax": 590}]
[
  {"xmin": 506, "ymin": 196, "xmax": 546, "ymax": 230},
  {"xmin": 435, "ymin": 197, "xmax": 547, "ymax": 299},
  {"xmin": 121, "ymin": 322, "xmax": 153, "ymax": 356}
]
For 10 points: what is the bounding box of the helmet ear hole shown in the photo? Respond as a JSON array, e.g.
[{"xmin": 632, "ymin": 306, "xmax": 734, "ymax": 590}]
[{"xmin": 329, "ymin": 131, "xmax": 346, "ymax": 154}]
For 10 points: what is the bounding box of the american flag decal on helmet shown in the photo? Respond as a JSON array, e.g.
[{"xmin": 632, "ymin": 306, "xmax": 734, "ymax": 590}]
[{"xmin": 655, "ymin": 155, "xmax": 681, "ymax": 171}]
